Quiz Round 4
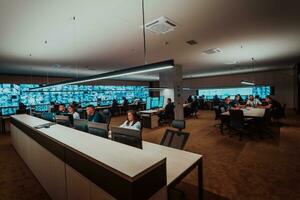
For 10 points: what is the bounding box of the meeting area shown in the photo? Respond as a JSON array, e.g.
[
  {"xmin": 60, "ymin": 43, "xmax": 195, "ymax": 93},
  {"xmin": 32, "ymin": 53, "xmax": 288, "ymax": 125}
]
[{"xmin": 0, "ymin": 1, "xmax": 300, "ymax": 200}]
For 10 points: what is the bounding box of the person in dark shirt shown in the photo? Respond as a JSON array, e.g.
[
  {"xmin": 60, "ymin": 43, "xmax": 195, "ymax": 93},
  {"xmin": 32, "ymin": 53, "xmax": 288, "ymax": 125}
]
[
  {"xmin": 56, "ymin": 104, "xmax": 67, "ymax": 115},
  {"xmin": 122, "ymin": 97, "xmax": 129, "ymax": 113},
  {"xmin": 232, "ymin": 95, "xmax": 240, "ymax": 108},
  {"xmin": 213, "ymin": 95, "xmax": 220, "ymax": 106},
  {"xmin": 158, "ymin": 98, "xmax": 175, "ymax": 124},
  {"xmin": 111, "ymin": 99, "xmax": 119, "ymax": 116},
  {"xmin": 221, "ymin": 97, "xmax": 232, "ymax": 112},
  {"xmin": 187, "ymin": 95, "xmax": 193, "ymax": 103},
  {"xmin": 86, "ymin": 105, "xmax": 105, "ymax": 123}
]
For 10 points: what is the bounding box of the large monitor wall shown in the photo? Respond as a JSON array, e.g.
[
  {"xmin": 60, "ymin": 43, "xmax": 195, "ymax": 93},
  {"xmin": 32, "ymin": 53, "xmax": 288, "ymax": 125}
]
[
  {"xmin": 0, "ymin": 83, "xmax": 149, "ymax": 115},
  {"xmin": 198, "ymin": 85, "xmax": 271, "ymax": 100}
]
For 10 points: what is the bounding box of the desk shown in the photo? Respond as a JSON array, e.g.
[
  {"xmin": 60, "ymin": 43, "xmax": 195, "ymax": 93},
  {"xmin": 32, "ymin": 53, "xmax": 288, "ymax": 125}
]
[
  {"xmin": 0, "ymin": 116, "xmax": 10, "ymax": 134},
  {"xmin": 10, "ymin": 114, "xmax": 203, "ymax": 200},
  {"xmin": 143, "ymin": 142, "xmax": 203, "ymax": 198},
  {"xmin": 221, "ymin": 108, "xmax": 265, "ymax": 118},
  {"xmin": 140, "ymin": 109, "xmax": 162, "ymax": 128}
]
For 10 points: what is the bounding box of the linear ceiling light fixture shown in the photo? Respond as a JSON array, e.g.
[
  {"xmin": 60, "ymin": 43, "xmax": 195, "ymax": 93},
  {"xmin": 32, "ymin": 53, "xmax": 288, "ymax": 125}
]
[
  {"xmin": 240, "ymin": 80, "xmax": 255, "ymax": 86},
  {"xmin": 30, "ymin": 60, "xmax": 174, "ymax": 91},
  {"xmin": 240, "ymin": 58, "xmax": 256, "ymax": 86}
]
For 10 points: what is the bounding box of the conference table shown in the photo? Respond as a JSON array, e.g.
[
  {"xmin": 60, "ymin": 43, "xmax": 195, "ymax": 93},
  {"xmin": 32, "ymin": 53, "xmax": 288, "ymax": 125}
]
[
  {"xmin": 10, "ymin": 114, "xmax": 203, "ymax": 200},
  {"xmin": 221, "ymin": 108, "xmax": 266, "ymax": 118}
]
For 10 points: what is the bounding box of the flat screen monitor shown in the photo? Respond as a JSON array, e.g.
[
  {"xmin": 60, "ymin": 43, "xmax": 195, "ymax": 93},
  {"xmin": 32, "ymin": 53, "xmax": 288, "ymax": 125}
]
[
  {"xmin": 151, "ymin": 97, "xmax": 159, "ymax": 109},
  {"xmin": 146, "ymin": 97, "xmax": 151, "ymax": 110},
  {"xmin": 158, "ymin": 96, "xmax": 164, "ymax": 108}
]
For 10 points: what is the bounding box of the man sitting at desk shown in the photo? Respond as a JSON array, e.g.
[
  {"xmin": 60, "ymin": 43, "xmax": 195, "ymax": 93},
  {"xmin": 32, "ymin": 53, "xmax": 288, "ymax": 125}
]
[
  {"xmin": 220, "ymin": 97, "xmax": 232, "ymax": 112},
  {"xmin": 158, "ymin": 98, "xmax": 175, "ymax": 124},
  {"xmin": 56, "ymin": 104, "xmax": 67, "ymax": 115},
  {"xmin": 246, "ymin": 95, "xmax": 262, "ymax": 108},
  {"xmin": 86, "ymin": 105, "xmax": 105, "ymax": 123},
  {"xmin": 120, "ymin": 110, "xmax": 141, "ymax": 130}
]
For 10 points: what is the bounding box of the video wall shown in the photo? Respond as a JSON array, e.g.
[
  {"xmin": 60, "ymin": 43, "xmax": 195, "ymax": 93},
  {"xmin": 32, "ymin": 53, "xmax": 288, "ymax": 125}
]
[
  {"xmin": 0, "ymin": 83, "xmax": 149, "ymax": 115},
  {"xmin": 198, "ymin": 86, "xmax": 271, "ymax": 100}
]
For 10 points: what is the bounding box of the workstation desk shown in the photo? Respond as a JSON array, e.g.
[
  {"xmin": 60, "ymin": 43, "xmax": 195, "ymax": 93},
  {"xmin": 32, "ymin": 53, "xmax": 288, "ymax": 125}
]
[
  {"xmin": 10, "ymin": 114, "xmax": 203, "ymax": 200},
  {"xmin": 221, "ymin": 108, "xmax": 265, "ymax": 118}
]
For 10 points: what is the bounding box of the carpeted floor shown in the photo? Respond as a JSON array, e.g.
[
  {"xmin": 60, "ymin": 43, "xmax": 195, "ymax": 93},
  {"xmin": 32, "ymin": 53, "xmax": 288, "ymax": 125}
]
[{"xmin": 0, "ymin": 110, "xmax": 300, "ymax": 200}]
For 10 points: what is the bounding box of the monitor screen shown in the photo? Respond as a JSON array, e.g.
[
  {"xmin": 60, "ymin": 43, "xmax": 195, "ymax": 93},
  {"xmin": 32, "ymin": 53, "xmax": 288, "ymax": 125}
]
[
  {"xmin": 151, "ymin": 97, "xmax": 159, "ymax": 108},
  {"xmin": 158, "ymin": 96, "xmax": 164, "ymax": 108},
  {"xmin": 146, "ymin": 97, "xmax": 151, "ymax": 110}
]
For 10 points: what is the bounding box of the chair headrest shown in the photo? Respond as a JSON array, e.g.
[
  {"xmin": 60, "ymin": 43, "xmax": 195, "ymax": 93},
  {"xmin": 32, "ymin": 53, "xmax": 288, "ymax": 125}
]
[{"xmin": 171, "ymin": 120, "xmax": 185, "ymax": 130}]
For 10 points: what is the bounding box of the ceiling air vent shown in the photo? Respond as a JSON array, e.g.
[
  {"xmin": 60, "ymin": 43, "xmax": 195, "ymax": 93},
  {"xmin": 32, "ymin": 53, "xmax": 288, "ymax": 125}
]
[
  {"xmin": 145, "ymin": 16, "xmax": 177, "ymax": 34},
  {"xmin": 186, "ymin": 40, "xmax": 198, "ymax": 45},
  {"xmin": 202, "ymin": 48, "xmax": 222, "ymax": 55}
]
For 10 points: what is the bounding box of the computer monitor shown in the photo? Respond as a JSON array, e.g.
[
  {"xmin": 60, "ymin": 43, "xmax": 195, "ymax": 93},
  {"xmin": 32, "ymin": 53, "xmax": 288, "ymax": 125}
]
[
  {"xmin": 151, "ymin": 97, "xmax": 159, "ymax": 109},
  {"xmin": 158, "ymin": 96, "xmax": 164, "ymax": 108},
  {"xmin": 111, "ymin": 126, "xmax": 142, "ymax": 149},
  {"xmin": 146, "ymin": 97, "xmax": 151, "ymax": 110}
]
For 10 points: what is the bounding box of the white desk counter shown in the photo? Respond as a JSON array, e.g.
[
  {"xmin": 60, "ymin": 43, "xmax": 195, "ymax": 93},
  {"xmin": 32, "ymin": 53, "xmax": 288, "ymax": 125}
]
[
  {"xmin": 221, "ymin": 108, "xmax": 265, "ymax": 118},
  {"xmin": 10, "ymin": 114, "xmax": 203, "ymax": 200}
]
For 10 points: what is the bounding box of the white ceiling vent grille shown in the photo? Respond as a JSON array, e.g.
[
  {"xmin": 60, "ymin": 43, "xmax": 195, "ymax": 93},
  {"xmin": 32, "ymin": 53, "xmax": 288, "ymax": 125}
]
[
  {"xmin": 202, "ymin": 48, "xmax": 222, "ymax": 55},
  {"xmin": 145, "ymin": 16, "xmax": 177, "ymax": 34}
]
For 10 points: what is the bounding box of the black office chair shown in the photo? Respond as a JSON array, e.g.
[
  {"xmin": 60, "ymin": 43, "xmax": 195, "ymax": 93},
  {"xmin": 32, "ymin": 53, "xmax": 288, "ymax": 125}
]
[
  {"xmin": 111, "ymin": 127, "xmax": 142, "ymax": 149},
  {"xmin": 87, "ymin": 122, "xmax": 108, "ymax": 138},
  {"xmin": 160, "ymin": 120, "xmax": 189, "ymax": 150},
  {"xmin": 102, "ymin": 109, "xmax": 112, "ymax": 126},
  {"xmin": 32, "ymin": 112, "xmax": 42, "ymax": 119},
  {"xmin": 73, "ymin": 119, "xmax": 88, "ymax": 132},
  {"xmin": 229, "ymin": 110, "xmax": 253, "ymax": 140},
  {"xmin": 55, "ymin": 115, "xmax": 71, "ymax": 127},
  {"xmin": 41, "ymin": 112, "xmax": 55, "ymax": 122}
]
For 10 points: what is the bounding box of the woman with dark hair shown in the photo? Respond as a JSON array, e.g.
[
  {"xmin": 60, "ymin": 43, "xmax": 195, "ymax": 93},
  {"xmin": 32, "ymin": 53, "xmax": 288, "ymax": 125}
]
[{"xmin": 120, "ymin": 110, "xmax": 141, "ymax": 130}]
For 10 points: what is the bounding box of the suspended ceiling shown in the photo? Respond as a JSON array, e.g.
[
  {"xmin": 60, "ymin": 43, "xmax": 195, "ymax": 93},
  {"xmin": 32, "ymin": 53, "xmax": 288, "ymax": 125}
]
[{"xmin": 0, "ymin": 0, "xmax": 299, "ymax": 80}]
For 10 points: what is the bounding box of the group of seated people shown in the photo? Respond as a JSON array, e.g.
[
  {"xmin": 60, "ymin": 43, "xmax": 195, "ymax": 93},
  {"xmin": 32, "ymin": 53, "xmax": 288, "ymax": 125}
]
[
  {"xmin": 54, "ymin": 103, "xmax": 142, "ymax": 131},
  {"xmin": 219, "ymin": 94, "xmax": 284, "ymax": 118}
]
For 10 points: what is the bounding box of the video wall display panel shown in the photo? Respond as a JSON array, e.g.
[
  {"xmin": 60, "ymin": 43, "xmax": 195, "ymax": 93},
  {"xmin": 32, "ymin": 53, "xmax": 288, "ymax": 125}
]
[
  {"xmin": 198, "ymin": 86, "xmax": 271, "ymax": 100},
  {"xmin": 0, "ymin": 83, "xmax": 149, "ymax": 115}
]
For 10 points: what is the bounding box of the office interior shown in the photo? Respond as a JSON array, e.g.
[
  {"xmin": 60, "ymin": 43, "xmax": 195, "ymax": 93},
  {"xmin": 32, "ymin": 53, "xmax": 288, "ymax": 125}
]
[{"xmin": 0, "ymin": 1, "xmax": 300, "ymax": 200}]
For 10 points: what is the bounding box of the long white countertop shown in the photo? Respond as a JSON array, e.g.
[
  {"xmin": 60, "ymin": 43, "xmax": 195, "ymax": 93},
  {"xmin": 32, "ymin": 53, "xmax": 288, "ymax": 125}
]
[
  {"xmin": 11, "ymin": 114, "xmax": 202, "ymax": 186},
  {"xmin": 11, "ymin": 114, "xmax": 166, "ymax": 181}
]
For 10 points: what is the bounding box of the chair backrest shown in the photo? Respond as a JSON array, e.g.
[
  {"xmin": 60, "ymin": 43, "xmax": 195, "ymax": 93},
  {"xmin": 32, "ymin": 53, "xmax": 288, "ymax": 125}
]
[
  {"xmin": 73, "ymin": 119, "xmax": 88, "ymax": 132},
  {"xmin": 214, "ymin": 107, "xmax": 221, "ymax": 120},
  {"xmin": 102, "ymin": 109, "xmax": 112, "ymax": 125},
  {"xmin": 41, "ymin": 112, "xmax": 55, "ymax": 122},
  {"xmin": 160, "ymin": 129, "xmax": 190, "ymax": 150},
  {"xmin": 55, "ymin": 115, "xmax": 71, "ymax": 127},
  {"xmin": 111, "ymin": 126, "xmax": 142, "ymax": 149},
  {"xmin": 87, "ymin": 122, "xmax": 108, "ymax": 138},
  {"xmin": 263, "ymin": 108, "xmax": 272, "ymax": 126},
  {"xmin": 32, "ymin": 112, "xmax": 42, "ymax": 118},
  {"xmin": 229, "ymin": 110, "xmax": 245, "ymax": 129},
  {"xmin": 171, "ymin": 120, "xmax": 186, "ymax": 131}
]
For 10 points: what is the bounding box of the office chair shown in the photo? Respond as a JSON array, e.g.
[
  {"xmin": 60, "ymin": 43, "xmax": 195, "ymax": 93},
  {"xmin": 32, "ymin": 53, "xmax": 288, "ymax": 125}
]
[
  {"xmin": 111, "ymin": 127, "xmax": 142, "ymax": 149},
  {"xmin": 87, "ymin": 122, "xmax": 108, "ymax": 138},
  {"xmin": 73, "ymin": 119, "xmax": 88, "ymax": 132},
  {"xmin": 32, "ymin": 112, "xmax": 42, "ymax": 119},
  {"xmin": 102, "ymin": 109, "xmax": 112, "ymax": 126},
  {"xmin": 229, "ymin": 110, "xmax": 253, "ymax": 141},
  {"xmin": 171, "ymin": 120, "xmax": 186, "ymax": 131},
  {"xmin": 55, "ymin": 115, "xmax": 71, "ymax": 127},
  {"xmin": 41, "ymin": 112, "xmax": 55, "ymax": 122}
]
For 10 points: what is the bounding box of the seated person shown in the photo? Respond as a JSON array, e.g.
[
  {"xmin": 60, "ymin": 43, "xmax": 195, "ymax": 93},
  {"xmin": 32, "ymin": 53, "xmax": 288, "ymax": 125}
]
[
  {"xmin": 220, "ymin": 97, "xmax": 232, "ymax": 112},
  {"xmin": 16, "ymin": 103, "xmax": 27, "ymax": 114},
  {"xmin": 86, "ymin": 105, "xmax": 105, "ymax": 123},
  {"xmin": 246, "ymin": 95, "xmax": 262, "ymax": 107},
  {"xmin": 158, "ymin": 98, "xmax": 175, "ymax": 123},
  {"xmin": 187, "ymin": 95, "xmax": 193, "ymax": 103},
  {"xmin": 120, "ymin": 110, "xmax": 141, "ymax": 130},
  {"xmin": 232, "ymin": 95, "xmax": 241, "ymax": 108},
  {"xmin": 111, "ymin": 99, "xmax": 119, "ymax": 115},
  {"xmin": 56, "ymin": 104, "xmax": 67, "ymax": 115},
  {"xmin": 68, "ymin": 105, "xmax": 80, "ymax": 120},
  {"xmin": 122, "ymin": 96, "xmax": 129, "ymax": 113}
]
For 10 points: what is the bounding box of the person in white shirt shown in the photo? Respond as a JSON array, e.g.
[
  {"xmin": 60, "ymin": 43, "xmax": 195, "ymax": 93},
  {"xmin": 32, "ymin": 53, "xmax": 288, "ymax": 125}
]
[
  {"xmin": 68, "ymin": 105, "xmax": 80, "ymax": 120},
  {"xmin": 120, "ymin": 110, "xmax": 141, "ymax": 131},
  {"xmin": 246, "ymin": 95, "xmax": 262, "ymax": 107}
]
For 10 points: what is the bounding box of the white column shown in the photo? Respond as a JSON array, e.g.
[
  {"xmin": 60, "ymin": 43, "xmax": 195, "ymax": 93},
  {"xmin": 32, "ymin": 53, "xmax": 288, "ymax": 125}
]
[{"xmin": 159, "ymin": 65, "xmax": 184, "ymax": 120}]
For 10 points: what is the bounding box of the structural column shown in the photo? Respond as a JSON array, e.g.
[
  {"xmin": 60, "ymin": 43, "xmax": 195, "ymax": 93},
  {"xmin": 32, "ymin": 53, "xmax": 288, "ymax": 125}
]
[{"xmin": 159, "ymin": 65, "xmax": 184, "ymax": 120}]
